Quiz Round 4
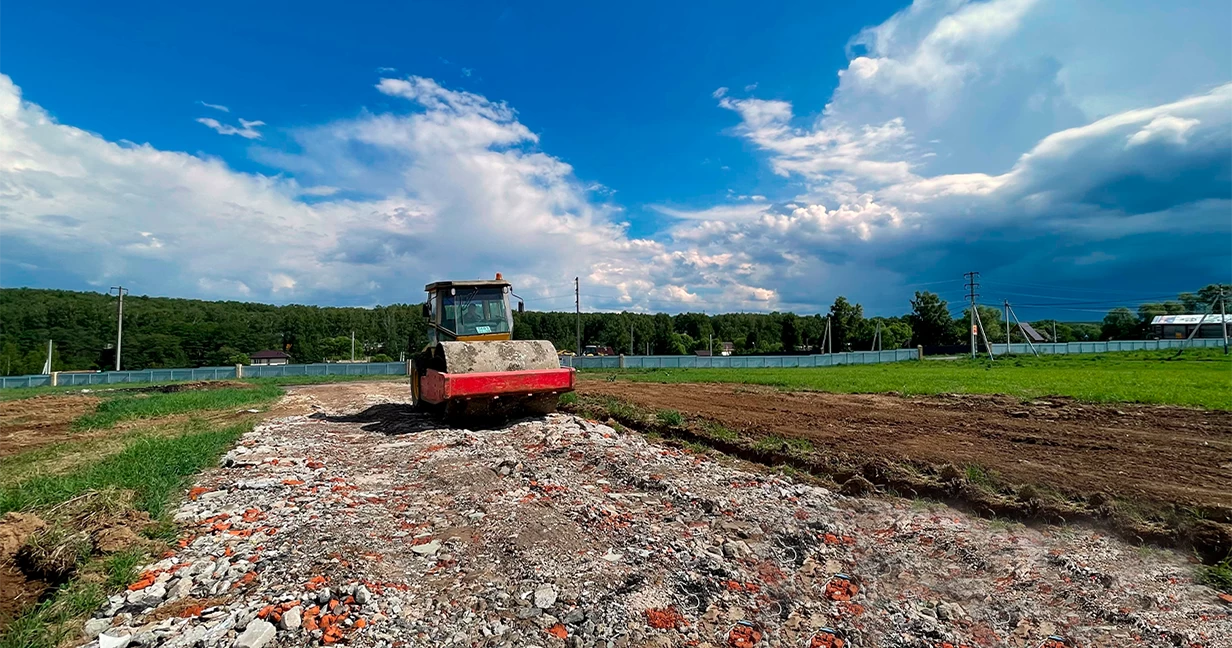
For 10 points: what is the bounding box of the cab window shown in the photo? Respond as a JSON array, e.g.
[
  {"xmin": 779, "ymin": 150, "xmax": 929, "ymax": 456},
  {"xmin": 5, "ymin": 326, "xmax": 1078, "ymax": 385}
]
[{"xmin": 440, "ymin": 287, "xmax": 509, "ymax": 336}]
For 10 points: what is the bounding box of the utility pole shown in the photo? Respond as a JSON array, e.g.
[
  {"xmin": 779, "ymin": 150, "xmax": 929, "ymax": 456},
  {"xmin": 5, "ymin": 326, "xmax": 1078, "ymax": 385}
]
[
  {"xmin": 574, "ymin": 277, "xmax": 581, "ymax": 355},
  {"xmin": 709, "ymin": 332, "xmax": 713, "ymax": 356},
  {"xmin": 351, "ymin": 330, "xmax": 355, "ymax": 362},
  {"xmin": 1221, "ymin": 287, "xmax": 1229, "ymax": 355},
  {"xmin": 1007, "ymin": 304, "xmax": 1039, "ymax": 357},
  {"xmin": 964, "ymin": 272, "xmax": 979, "ymax": 359},
  {"xmin": 629, "ymin": 318, "xmax": 634, "ymax": 355},
  {"xmin": 1052, "ymin": 321, "xmax": 1057, "ymax": 346},
  {"xmin": 1003, "ymin": 300, "xmax": 1011, "ymax": 354},
  {"xmin": 826, "ymin": 316, "xmax": 832, "ymax": 354},
  {"xmin": 110, "ymin": 286, "xmax": 128, "ymax": 371}
]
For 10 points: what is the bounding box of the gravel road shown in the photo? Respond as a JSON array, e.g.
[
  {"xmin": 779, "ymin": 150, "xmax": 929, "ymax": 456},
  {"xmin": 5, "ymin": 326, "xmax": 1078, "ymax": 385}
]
[{"xmin": 80, "ymin": 383, "xmax": 1230, "ymax": 648}]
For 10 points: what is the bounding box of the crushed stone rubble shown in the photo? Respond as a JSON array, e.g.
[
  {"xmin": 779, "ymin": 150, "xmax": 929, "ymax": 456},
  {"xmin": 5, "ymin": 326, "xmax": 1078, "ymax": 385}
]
[{"xmin": 80, "ymin": 394, "xmax": 1230, "ymax": 648}]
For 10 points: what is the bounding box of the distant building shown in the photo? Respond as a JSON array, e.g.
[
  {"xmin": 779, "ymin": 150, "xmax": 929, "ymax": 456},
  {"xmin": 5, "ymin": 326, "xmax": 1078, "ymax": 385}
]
[
  {"xmin": 250, "ymin": 350, "xmax": 291, "ymax": 366},
  {"xmin": 696, "ymin": 342, "xmax": 735, "ymax": 357},
  {"xmin": 1151, "ymin": 314, "xmax": 1231, "ymax": 339}
]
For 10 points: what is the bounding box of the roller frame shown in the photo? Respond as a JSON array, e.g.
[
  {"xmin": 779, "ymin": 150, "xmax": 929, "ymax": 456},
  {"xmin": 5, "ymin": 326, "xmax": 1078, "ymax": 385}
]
[{"xmin": 417, "ymin": 366, "xmax": 576, "ymax": 405}]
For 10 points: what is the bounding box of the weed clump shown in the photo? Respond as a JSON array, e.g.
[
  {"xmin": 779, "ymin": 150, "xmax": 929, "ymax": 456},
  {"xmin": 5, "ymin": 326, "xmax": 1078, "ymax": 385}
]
[
  {"xmin": 655, "ymin": 409, "xmax": 684, "ymax": 427},
  {"xmin": 1200, "ymin": 554, "xmax": 1232, "ymax": 593}
]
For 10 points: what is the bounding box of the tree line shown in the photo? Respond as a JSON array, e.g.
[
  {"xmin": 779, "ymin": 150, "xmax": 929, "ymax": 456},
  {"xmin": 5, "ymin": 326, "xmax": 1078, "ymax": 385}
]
[
  {"xmin": 0, "ymin": 284, "xmax": 1224, "ymax": 375},
  {"xmin": 0, "ymin": 288, "xmax": 424, "ymax": 375}
]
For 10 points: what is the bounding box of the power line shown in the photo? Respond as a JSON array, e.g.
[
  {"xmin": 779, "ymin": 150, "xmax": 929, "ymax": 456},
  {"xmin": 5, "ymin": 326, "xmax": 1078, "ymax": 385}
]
[
  {"xmin": 982, "ymin": 279, "xmax": 1201, "ymax": 296},
  {"xmin": 903, "ymin": 279, "xmax": 965, "ymax": 287},
  {"xmin": 986, "ymin": 292, "xmax": 1184, "ymax": 305}
]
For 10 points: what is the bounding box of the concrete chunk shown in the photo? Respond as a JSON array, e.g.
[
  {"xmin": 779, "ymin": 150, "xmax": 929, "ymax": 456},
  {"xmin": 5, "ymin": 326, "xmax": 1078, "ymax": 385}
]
[{"xmin": 234, "ymin": 619, "xmax": 276, "ymax": 648}]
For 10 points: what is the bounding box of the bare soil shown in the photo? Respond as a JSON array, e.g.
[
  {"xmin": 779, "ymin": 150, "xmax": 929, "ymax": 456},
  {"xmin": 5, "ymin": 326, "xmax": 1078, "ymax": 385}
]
[
  {"xmin": 0, "ymin": 380, "xmax": 260, "ymax": 458},
  {"xmin": 264, "ymin": 380, "xmax": 408, "ymax": 418},
  {"xmin": 0, "ymin": 512, "xmax": 49, "ymax": 626},
  {"xmin": 0, "ymin": 394, "xmax": 101, "ymax": 457},
  {"xmin": 579, "ymin": 381, "xmax": 1232, "ymax": 560}
]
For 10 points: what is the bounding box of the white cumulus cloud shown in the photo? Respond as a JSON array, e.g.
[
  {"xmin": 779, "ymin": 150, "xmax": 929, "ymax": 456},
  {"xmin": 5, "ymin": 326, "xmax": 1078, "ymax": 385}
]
[{"xmin": 0, "ymin": 73, "xmax": 790, "ymax": 312}]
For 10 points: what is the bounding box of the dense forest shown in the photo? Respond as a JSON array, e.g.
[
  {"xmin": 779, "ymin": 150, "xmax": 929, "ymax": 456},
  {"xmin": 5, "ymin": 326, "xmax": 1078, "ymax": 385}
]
[{"xmin": 0, "ymin": 285, "xmax": 1225, "ymax": 375}]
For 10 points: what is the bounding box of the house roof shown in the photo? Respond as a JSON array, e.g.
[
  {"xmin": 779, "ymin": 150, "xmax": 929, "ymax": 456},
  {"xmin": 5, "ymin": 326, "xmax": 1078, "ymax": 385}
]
[
  {"xmin": 250, "ymin": 350, "xmax": 291, "ymax": 359},
  {"xmin": 1018, "ymin": 322, "xmax": 1047, "ymax": 343}
]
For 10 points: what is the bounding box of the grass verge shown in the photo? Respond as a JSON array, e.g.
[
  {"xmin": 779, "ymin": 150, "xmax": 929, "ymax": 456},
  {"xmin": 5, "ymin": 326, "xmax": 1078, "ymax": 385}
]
[
  {"xmin": 585, "ymin": 349, "xmax": 1232, "ymax": 409},
  {"xmin": 0, "ymin": 412, "xmax": 261, "ymax": 642},
  {"xmin": 0, "ymin": 580, "xmax": 106, "ymax": 648},
  {"xmin": 72, "ymin": 385, "xmax": 281, "ymax": 430},
  {"xmin": 2, "ymin": 417, "xmax": 251, "ymax": 517}
]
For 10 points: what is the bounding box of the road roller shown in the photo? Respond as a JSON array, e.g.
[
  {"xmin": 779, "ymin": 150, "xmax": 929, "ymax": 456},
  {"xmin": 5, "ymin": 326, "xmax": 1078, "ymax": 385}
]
[{"xmin": 410, "ymin": 274, "xmax": 575, "ymax": 418}]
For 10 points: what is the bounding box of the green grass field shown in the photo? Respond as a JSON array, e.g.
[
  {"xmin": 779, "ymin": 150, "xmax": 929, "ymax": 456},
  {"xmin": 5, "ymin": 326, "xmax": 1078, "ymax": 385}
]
[
  {"xmin": 589, "ymin": 349, "xmax": 1232, "ymax": 409},
  {"xmin": 0, "ymin": 418, "xmax": 251, "ymax": 518},
  {"xmin": 71, "ymin": 384, "xmax": 282, "ymax": 430}
]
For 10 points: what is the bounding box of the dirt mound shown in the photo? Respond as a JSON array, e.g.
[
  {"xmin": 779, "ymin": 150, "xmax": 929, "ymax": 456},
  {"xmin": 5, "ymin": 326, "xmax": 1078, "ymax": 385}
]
[
  {"xmin": 0, "ymin": 513, "xmax": 51, "ymax": 626},
  {"xmin": 129, "ymin": 380, "xmax": 249, "ymax": 394},
  {"xmin": 0, "ymin": 492, "xmax": 155, "ymax": 630},
  {"xmin": 0, "ymin": 512, "xmax": 47, "ymax": 558}
]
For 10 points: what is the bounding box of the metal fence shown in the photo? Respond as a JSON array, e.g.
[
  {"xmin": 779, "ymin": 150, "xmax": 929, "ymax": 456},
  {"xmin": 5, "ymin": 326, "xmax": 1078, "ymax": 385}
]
[
  {"xmin": 241, "ymin": 361, "xmax": 408, "ymax": 379},
  {"xmin": 990, "ymin": 338, "xmax": 1226, "ymax": 355},
  {"xmin": 0, "ymin": 339, "xmax": 1224, "ymax": 389},
  {"xmin": 0, "ymin": 362, "xmax": 409, "ymax": 390}
]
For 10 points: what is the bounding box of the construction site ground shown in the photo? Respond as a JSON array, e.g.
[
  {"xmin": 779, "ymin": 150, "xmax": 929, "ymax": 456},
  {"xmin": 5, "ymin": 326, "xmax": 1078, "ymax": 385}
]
[
  {"xmin": 55, "ymin": 381, "xmax": 1231, "ymax": 648},
  {"xmin": 577, "ymin": 380, "xmax": 1232, "ymax": 518}
]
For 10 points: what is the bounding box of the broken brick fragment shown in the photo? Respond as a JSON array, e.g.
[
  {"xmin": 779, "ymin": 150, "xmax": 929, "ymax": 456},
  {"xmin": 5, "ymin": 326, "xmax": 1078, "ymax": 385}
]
[
  {"xmin": 179, "ymin": 604, "xmax": 204, "ymax": 618},
  {"xmin": 824, "ymin": 575, "xmax": 858, "ymax": 602},
  {"xmin": 808, "ymin": 629, "xmax": 844, "ymax": 648},
  {"xmin": 127, "ymin": 578, "xmax": 155, "ymax": 591},
  {"xmin": 728, "ymin": 623, "xmax": 762, "ymax": 648},
  {"xmin": 644, "ymin": 607, "xmax": 685, "ymax": 629}
]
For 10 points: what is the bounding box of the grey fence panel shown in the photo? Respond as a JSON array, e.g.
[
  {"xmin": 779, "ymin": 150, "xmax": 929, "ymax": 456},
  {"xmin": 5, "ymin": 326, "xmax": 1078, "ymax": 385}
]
[
  {"xmin": 1, "ymin": 375, "xmax": 47, "ymax": 388},
  {"xmin": 989, "ymin": 338, "xmax": 1227, "ymax": 356},
  {"xmin": 235, "ymin": 362, "xmax": 408, "ymax": 379}
]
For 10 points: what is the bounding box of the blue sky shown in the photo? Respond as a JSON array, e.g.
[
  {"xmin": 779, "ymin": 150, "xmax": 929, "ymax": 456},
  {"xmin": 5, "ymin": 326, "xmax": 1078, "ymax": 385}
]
[{"xmin": 1, "ymin": 0, "xmax": 1229, "ymax": 320}]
